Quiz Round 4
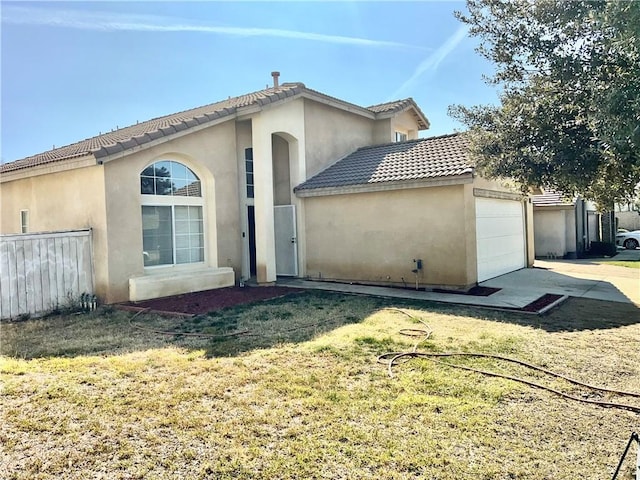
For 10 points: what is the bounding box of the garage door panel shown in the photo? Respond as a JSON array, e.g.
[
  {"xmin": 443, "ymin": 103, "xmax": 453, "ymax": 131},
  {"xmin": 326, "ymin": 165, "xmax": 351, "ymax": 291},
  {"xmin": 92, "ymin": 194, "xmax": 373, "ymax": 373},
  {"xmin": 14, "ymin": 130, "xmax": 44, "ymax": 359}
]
[
  {"xmin": 476, "ymin": 197, "xmax": 526, "ymax": 282},
  {"xmin": 476, "ymin": 217, "xmax": 523, "ymax": 237},
  {"xmin": 476, "ymin": 199, "xmax": 522, "ymax": 216},
  {"xmin": 477, "ymin": 236, "xmax": 523, "ymax": 254}
]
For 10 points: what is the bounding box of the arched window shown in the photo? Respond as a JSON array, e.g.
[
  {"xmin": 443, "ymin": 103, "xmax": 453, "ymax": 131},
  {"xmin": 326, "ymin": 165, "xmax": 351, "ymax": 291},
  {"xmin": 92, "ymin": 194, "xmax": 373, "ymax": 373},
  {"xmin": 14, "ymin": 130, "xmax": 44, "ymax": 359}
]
[{"xmin": 140, "ymin": 161, "xmax": 204, "ymax": 267}]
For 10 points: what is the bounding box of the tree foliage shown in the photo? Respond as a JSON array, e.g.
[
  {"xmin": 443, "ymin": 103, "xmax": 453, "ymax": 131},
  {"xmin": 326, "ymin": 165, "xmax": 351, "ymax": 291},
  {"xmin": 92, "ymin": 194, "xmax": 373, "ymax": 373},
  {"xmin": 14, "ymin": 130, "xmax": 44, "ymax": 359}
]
[{"xmin": 449, "ymin": 0, "xmax": 640, "ymax": 208}]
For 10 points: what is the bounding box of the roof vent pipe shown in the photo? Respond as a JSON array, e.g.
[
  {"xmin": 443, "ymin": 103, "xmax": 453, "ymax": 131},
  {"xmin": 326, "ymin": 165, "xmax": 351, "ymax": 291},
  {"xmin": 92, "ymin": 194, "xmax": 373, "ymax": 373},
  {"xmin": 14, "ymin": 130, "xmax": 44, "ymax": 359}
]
[{"xmin": 271, "ymin": 71, "xmax": 280, "ymax": 88}]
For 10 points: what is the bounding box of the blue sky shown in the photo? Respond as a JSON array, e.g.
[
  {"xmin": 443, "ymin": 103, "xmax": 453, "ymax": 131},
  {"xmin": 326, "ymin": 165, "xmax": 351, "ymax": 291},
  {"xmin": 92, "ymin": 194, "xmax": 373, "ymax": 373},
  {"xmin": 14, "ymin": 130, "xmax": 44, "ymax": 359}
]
[{"xmin": 1, "ymin": 1, "xmax": 500, "ymax": 163}]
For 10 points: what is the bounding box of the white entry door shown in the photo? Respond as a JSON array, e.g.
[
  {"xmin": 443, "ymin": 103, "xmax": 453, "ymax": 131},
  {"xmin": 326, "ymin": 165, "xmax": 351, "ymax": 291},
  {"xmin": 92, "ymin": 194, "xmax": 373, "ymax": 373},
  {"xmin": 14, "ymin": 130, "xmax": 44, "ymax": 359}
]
[
  {"xmin": 476, "ymin": 197, "xmax": 526, "ymax": 282},
  {"xmin": 274, "ymin": 205, "xmax": 298, "ymax": 276}
]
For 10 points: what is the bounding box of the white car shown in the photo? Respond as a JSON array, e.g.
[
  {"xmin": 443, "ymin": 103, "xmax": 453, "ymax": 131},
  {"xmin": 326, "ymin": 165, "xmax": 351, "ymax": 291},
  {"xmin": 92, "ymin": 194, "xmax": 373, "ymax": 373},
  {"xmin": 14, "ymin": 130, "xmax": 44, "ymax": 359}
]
[{"xmin": 616, "ymin": 229, "xmax": 640, "ymax": 249}]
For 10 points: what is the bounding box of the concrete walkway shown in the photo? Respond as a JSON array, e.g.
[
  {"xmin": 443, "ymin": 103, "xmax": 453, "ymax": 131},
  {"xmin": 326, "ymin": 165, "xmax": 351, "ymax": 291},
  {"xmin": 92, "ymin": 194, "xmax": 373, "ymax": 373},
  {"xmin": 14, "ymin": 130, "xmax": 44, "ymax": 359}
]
[
  {"xmin": 277, "ymin": 277, "xmax": 544, "ymax": 310},
  {"xmin": 278, "ymin": 249, "xmax": 639, "ymax": 310}
]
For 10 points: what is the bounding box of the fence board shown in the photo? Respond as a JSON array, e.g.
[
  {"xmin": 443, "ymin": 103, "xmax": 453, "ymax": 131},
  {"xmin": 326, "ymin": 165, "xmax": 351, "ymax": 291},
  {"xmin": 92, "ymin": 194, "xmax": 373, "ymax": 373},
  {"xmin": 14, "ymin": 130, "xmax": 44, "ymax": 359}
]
[
  {"xmin": 55, "ymin": 237, "xmax": 66, "ymax": 304},
  {"xmin": 38, "ymin": 238, "xmax": 51, "ymax": 312},
  {"xmin": 46, "ymin": 238, "xmax": 58, "ymax": 308},
  {"xmin": 15, "ymin": 240, "xmax": 27, "ymax": 315},
  {"xmin": 0, "ymin": 230, "xmax": 94, "ymax": 319},
  {"xmin": 0, "ymin": 242, "xmax": 12, "ymax": 319},
  {"xmin": 24, "ymin": 239, "xmax": 36, "ymax": 315},
  {"xmin": 31, "ymin": 239, "xmax": 44, "ymax": 313}
]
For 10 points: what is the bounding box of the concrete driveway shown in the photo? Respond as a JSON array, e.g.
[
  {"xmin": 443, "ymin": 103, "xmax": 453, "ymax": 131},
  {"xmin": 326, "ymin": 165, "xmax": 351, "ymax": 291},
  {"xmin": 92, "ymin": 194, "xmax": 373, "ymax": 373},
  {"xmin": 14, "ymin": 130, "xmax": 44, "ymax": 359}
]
[{"xmin": 481, "ymin": 249, "xmax": 640, "ymax": 305}]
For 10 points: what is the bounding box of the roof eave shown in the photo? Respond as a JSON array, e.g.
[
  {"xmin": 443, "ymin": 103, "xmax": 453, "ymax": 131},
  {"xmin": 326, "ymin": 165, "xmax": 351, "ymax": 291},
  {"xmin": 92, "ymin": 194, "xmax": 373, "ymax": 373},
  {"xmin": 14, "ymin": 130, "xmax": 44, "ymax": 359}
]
[
  {"xmin": 374, "ymin": 101, "xmax": 430, "ymax": 130},
  {"xmin": 299, "ymin": 90, "xmax": 376, "ymax": 120},
  {"xmin": 295, "ymin": 173, "xmax": 474, "ymax": 198},
  {"xmin": 0, "ymin": 154, "xmax": 98, "ymax": 182},
  {"xmin": 94, "ymin": 112, "xmax": 238, "ymax": 164}
]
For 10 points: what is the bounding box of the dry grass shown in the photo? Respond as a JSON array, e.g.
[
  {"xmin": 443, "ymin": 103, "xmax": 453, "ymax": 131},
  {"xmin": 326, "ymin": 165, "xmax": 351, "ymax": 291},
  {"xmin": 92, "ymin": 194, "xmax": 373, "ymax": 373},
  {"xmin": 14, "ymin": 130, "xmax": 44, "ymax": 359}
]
[{"xmin": 1, "ymin": 291, "xmax": 639, "ymax": 479}]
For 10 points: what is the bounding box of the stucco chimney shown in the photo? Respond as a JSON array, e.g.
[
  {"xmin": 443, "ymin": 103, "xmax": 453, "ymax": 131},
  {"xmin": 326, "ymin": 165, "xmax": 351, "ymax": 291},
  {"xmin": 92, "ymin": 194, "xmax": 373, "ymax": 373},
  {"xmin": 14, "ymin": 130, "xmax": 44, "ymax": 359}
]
[{"xmin": 271, "ymin": 71, "xmax": 280, "ymax": 88}]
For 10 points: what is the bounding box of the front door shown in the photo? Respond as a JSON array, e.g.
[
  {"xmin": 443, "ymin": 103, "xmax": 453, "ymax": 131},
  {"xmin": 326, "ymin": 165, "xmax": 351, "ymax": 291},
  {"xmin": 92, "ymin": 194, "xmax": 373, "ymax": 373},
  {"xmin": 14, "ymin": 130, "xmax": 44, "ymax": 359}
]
[
  {"xmin": 274, "ymin": 205, "xmax": 298, "ymax": 276},
  {"xmin": 247, "ymin": 206, "xmax": 257, "ymax": 277}
]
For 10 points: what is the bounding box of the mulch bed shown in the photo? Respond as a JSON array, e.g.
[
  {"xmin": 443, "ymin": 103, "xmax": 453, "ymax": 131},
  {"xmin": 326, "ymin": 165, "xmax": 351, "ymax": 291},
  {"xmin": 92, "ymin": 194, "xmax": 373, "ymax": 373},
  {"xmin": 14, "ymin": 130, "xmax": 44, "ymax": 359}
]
[
  {"xmin": 519, "ymin": 293, "xmax": 565, "ymax": 313},
  {"xmin": 115, "ymin": 286, "xmax": 566, "ymax": 318},
  {"xmin": 117, "ymin": 286, "xmax": 300, "ymax": 316}
]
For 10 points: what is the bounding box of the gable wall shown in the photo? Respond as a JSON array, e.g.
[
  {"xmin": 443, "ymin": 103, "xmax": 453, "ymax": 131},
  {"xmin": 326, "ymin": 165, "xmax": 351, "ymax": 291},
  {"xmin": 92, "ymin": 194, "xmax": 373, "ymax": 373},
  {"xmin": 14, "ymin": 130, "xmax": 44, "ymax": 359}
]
[
  {"xmin": 101, "ymin": 120, "xmax": 241, "ymax": 302},
  {"xmin": 303, "ymin": 99, "xmax": 376, "ymax": 179},
  {"xmin": 391, "ymin": 110, "xmax": 421, "ymax": 140}
]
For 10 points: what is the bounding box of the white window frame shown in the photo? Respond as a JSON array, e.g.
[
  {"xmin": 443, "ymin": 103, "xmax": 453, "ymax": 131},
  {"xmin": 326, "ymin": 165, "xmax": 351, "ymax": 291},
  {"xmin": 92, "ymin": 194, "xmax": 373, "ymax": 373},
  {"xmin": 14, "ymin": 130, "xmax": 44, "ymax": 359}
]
[
  {"xmin": 245, "ymin": 147, "xmax": 254, "ymax": 199},
  {"xmin": 140, "ymin": 161, "xmax": 206, "ymax": 271},
  {"xmin": 20, "ymin": 210, "xmax": 29, "ymax": 233},
  {"xmin": 395, "ymin": 131, "xmax": 408, "ymax": 142}
]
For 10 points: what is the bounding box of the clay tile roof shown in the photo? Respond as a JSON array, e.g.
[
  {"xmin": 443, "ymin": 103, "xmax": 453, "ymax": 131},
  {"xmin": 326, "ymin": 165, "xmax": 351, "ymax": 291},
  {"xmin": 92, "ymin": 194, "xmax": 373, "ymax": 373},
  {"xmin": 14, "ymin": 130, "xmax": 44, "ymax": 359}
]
[
  {"xmin": 0, "ymin": 83, "xmax": 306, "ymax": 174},
  {"xmin": 367, "ymin": 98, "xmax": 429, "ymax": 129},
  {"xmin": 295, "ymin": 132, "xmax": 472, "ymax": 192},
  {"xmin": 367, "ymin": 99, "xmax": 412, "ymax": 113},
  {"xmin": 531, "ymin": 188, "xmax": 575, "ymax": 206}
]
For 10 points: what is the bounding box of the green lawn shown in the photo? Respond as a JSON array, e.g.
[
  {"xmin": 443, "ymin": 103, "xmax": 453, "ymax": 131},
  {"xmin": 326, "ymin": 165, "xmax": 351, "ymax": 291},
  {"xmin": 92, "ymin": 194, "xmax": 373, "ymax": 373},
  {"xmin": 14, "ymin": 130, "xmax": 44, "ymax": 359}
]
[
  {"xmin": 1, "ymin": 291, "xmax": 639, "ymax": 479},
  {"xmin": 597, "ymin": 259, "xmax": 640, "ymax": 269}
]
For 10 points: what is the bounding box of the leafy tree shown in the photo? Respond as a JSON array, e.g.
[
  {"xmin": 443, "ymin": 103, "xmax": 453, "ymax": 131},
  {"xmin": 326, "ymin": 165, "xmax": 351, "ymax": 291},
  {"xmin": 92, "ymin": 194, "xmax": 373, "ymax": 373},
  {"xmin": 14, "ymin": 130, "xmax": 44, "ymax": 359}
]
[{"xmin": 449, "ymin": 0, "xmax": 640, "ymax": 208}]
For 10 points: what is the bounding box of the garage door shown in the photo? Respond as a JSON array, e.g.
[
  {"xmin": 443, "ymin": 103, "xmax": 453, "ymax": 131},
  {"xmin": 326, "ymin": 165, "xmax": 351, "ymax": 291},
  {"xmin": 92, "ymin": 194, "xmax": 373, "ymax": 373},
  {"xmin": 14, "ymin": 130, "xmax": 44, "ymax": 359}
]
[{"xmin": 476, "ymin": 197, "xmax": 526, "ymax": 282}]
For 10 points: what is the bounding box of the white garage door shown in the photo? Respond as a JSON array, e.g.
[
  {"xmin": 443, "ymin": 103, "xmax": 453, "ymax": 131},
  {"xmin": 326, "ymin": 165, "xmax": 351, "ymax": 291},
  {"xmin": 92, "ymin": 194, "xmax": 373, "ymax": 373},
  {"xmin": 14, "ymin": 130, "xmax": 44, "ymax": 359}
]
[{"xmin": 476, "ymin": 197, "xmax": 526, "ymax": 282}]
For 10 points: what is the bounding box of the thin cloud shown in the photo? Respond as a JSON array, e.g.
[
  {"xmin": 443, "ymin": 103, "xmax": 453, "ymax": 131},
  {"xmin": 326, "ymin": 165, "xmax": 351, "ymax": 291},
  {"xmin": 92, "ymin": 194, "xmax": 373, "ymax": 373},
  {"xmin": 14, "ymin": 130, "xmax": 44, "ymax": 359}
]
[
  {"xmin": 2, "ymin": 5, "xmax": 418, "ymax": 49},
  {"xmin": 388, "ymin": 24, "xmax": 469, "ymax": 100}
]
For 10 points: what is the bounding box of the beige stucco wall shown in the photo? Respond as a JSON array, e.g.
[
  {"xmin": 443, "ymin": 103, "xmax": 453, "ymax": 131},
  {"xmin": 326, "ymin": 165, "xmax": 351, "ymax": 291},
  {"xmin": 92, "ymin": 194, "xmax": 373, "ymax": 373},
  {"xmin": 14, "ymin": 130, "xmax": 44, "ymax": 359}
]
[
  {"xmin": 272, "ymin": 134, "xmax": 291, "ymax": 206},
  {"xmin": 0, "ymin": 164, "xmax": 110, "ymax": 299},
  {"xmin": 373, "ymin": 118, "xmax": 393, "ymax": 144},
  {"xmin": 533, "ymin": 207, "xmax": 575, "ymax": 258},
  {"xmin": 303, "ymin": 100, "xmax": 376, "ymax": 179},
  {"xmin": 100, "ymin": 120, "xmax": 242, "ymax": 302},
  {"xmin": 302, "ymin": 101, "xmax": 424, "ymax": 180},
  {"xmin": 302, "ymin": 184, "xmax": 475, "ymax": 289},
  {"xmin": 473, "ymin": 176, "xmax": 521, "ymax": 193},
  {"xmin": 525, "ymin": 199, "xmax": 535, "ymax": 266},
  {"xmin": 251, "ymin": 99, "xmax": 307, "ymax": 282},
  {"xmin": 390, "ymin": 111, "xmax": 420, "ymax": 140}
]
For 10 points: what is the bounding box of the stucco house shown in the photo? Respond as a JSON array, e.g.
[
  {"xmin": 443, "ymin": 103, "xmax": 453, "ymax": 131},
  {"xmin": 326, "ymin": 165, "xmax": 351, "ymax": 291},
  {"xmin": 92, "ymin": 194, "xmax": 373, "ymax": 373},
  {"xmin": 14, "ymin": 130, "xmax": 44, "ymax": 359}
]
[
  {"xmin": 0, "ymin": 74, "xmax": 534, "ymax": 304},
  {"xmin": 532, "ymin": 189, "xmax": 599, "ymax": 258}
]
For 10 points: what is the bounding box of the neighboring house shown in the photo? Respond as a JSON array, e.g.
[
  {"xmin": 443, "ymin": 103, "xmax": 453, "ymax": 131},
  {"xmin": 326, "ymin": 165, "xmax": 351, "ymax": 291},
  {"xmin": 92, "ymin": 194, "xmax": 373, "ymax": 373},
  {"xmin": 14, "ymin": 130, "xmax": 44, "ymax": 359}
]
[
  {"xmin": 615, "ymin": 202, "xmax": 640, "ymax": 232},
  {"xmin": 0, "ymin": 74, "xmax": 533, "ymax": 304},
  {"xmin": 532, "ymin": 189, "xmax": 599, "ymax": 258}
]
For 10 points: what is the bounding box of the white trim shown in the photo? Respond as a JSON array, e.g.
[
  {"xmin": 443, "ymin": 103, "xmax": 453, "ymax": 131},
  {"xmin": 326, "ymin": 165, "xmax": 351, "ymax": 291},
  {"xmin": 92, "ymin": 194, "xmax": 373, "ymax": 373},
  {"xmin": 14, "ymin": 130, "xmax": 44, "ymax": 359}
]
[{"xmin": 140, "ymin": 195, "xmax": 203, "ymax": 206}]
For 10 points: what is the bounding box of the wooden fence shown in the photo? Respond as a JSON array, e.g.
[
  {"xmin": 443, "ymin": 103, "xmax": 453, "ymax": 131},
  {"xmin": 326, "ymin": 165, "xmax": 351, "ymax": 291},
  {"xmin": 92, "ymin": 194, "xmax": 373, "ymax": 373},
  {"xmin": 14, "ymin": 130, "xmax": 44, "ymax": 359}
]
[{"xmin": 0, "ymin": 230, "xmax": 94, "ymax": 320}]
